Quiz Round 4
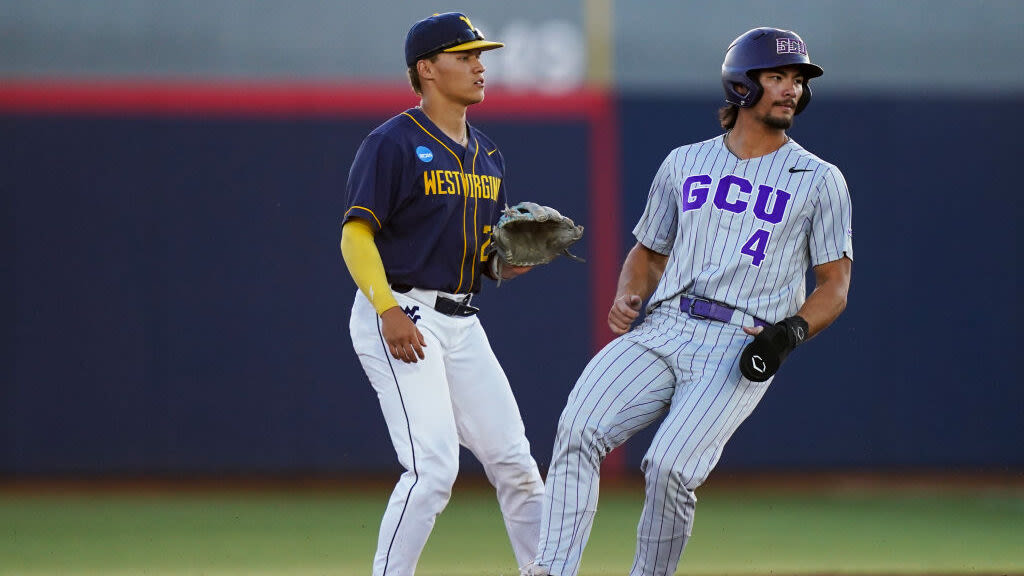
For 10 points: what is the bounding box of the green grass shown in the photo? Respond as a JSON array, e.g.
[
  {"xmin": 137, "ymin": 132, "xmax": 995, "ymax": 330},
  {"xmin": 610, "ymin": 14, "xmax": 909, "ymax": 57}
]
[{"xmin": 1, "ymin": 482, "xmax": 1022, "ymax": 575}]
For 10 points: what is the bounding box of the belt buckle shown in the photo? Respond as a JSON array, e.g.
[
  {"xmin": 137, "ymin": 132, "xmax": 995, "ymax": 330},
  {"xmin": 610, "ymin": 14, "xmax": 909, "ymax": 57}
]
[
  {"xmin": 456, "ymin": 293, "xmax": 479, "ymax": 316},
  {"xmin": 687, "ymin": 296, "xmax": 713, "ymax": 320}
]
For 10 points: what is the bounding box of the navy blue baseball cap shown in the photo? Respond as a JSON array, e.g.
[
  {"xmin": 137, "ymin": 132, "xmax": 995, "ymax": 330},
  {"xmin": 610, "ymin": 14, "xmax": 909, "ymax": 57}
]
[{"xmin": 405, "ymin": 12, "xmax": 504, "ymax": 67}]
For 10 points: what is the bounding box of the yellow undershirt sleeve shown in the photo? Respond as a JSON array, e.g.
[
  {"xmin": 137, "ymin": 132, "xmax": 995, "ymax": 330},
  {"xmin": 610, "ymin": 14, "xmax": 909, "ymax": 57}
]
[{"xmin": 340, "ymin": 219, "xmax": 399, "ymax": 316}]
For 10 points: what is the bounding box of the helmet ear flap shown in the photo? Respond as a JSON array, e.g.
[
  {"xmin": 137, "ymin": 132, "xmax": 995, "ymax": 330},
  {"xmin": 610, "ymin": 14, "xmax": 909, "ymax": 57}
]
[
  {"xmin": 795, "ymin": 81, "xmax": 812, "ymax": 114},
  {"xmin": 722, "ymin": 70, "xmax": 762, "ymax": 108}
]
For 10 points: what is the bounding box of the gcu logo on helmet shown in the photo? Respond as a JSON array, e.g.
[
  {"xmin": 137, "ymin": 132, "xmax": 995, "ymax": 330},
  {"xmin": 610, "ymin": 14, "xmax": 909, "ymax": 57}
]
[{"xmin": 776, "ymin": 38, "xmax": 807, "ymax": 55}]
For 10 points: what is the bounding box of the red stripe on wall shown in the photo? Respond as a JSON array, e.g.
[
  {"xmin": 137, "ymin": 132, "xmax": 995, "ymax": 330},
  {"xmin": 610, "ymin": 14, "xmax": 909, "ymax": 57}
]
[
  {"xmin": 0, "ymin": 79, "xmax": 610, "ymax": 119},
  {"xmin": 582, "ymin": 89, "xmax": 627, "ymax": 477},
  {"xmin": 0, "ymin": 80, "xmax": 412, "ymax": 116},
  {"xmin": 0, "ymin": 78, "xmax": 628, "ymax": 476}
]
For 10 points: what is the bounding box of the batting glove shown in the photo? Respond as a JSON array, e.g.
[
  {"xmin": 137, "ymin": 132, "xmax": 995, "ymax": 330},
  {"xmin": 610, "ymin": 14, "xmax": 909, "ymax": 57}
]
[{"xmin": 739, "ymin": 315, "xmax": 808, "ymax": 382}]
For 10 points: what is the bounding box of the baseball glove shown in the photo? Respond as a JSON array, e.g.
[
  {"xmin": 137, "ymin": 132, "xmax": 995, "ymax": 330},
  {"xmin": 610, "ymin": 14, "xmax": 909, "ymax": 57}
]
[{"xmin": 490, "ymin": 201, "xmax": 585, "ymax": 268}]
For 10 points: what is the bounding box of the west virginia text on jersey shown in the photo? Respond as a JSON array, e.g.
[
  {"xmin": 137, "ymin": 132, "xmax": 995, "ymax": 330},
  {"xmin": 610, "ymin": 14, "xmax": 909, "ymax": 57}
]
[{"xmin": 423, "ymin": 170, "xmax": 501, "ymax": 200}]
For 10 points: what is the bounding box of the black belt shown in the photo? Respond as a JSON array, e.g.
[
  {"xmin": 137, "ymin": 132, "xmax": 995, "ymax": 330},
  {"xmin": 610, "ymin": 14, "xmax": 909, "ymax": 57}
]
[{"xmin": 392, "ymin": 284, "xmax": 479, "ymax": 317}]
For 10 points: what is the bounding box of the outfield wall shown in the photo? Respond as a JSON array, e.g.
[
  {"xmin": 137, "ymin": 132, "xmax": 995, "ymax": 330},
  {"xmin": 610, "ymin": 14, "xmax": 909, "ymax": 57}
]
[{"xmin": 2, "ymin": 85, "xmax": 1021, "ymax": 476}]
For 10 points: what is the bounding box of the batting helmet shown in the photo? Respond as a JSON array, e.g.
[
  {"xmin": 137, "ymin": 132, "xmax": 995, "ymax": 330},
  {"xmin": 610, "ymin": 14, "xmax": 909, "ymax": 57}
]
[{"xmin": 722, "ymin": 27, "xmax": 823, "ymax": 114}]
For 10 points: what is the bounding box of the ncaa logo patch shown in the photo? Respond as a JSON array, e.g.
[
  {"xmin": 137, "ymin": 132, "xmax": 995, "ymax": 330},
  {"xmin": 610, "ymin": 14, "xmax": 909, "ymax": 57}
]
[{"xmin": 416, "ymin": 146, "xmax": 434, "ymax": 162}]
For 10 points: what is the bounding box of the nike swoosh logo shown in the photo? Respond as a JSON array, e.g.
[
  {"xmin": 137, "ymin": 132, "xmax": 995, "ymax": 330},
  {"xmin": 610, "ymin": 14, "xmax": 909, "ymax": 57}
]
[
  {"xmin": 487, "ymin": 148, "xmax": 498, "ymax": 156},
  {"xmin": 789, "ymin": 167, "xmax": 813, "ymax": 173}
]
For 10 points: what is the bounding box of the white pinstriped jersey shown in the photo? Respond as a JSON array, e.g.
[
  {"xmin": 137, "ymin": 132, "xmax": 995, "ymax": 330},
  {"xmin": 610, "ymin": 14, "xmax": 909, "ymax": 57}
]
[{"xmin": 634, "ymin": 134, "xmax": 853, "ymax": 323}]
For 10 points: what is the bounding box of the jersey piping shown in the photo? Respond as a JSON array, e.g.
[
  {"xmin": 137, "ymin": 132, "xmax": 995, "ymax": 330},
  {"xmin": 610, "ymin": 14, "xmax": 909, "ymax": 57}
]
[{"xmin": 345, "ymin": 205, "xmax": 382, "ymax": 229}]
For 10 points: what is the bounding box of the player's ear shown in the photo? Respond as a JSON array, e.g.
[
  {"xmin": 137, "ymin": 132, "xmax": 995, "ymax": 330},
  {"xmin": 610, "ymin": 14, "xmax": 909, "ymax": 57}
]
[{"xmin": 417, "ymin": 58, "xmax": 435, "ymax": 81}]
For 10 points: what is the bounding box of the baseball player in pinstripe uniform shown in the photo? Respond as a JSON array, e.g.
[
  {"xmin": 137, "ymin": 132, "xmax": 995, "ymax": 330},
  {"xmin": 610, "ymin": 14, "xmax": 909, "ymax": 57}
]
[
  {"xmin": 524, "ymin": 28, "xmax": 853, "ymax": 576},
  {"xmin": 341, "ymin": 13, "xmax": 544, "ymax": 576}
]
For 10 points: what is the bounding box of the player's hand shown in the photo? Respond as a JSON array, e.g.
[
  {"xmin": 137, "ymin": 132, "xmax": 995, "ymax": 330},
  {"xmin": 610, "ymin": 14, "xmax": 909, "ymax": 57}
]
[
  {"xmin": 500, "ymin": 263, "xmax": 533, "ymax": 280},
  {"xmin": 608, "ymin": 294, "xmax": 643, "ymax": 335},
  {"xmin": 380, "ymin": 306, "xmax": 427, "ymax": 363}
]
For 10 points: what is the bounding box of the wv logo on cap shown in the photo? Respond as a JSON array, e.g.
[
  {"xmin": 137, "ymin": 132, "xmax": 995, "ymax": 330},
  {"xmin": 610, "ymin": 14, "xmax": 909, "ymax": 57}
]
[{"xmin": 416, "ymin": 146, "xmax": 434, "ymax": 162}]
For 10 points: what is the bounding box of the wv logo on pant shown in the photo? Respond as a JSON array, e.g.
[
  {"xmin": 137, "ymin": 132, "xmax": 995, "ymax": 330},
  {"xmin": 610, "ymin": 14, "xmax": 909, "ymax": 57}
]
[{"xmin": 403, "ymin": 305, "xmax": 421, "ymax": 324}]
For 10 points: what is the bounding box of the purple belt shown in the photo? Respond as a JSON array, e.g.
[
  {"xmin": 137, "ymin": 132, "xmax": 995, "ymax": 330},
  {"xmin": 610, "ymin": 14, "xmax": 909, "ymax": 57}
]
[{"xmin": 679, "ymin": 296, "xmax": 770, "ymax": 329}]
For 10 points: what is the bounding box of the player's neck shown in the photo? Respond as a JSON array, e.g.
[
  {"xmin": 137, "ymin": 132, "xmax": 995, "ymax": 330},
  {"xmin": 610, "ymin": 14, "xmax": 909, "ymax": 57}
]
[
  {"xmin": 419, "ymin": 99, "xmax": 469, "ymax": 146},
  {"xmin": 725, "ymin": 118, "xmax": 789, "ymax": 160}
]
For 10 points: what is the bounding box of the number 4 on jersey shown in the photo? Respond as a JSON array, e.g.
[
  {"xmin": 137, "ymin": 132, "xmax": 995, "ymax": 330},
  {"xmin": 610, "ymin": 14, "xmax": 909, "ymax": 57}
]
[{"xmin": 740, "ymin": 228, "xmax": 771, "ymax": 267}]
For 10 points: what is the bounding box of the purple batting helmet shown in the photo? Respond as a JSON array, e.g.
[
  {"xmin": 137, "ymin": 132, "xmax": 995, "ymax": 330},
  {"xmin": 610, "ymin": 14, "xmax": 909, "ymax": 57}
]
[{"xmin": 722, "ymin": 27, "xmax": 824, "ymax": 114}]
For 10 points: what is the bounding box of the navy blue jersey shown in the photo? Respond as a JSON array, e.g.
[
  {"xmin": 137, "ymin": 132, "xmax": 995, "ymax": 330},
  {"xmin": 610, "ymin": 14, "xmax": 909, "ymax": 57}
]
[{"xmin": 344, "ymin": 107, "xmax": 507, "ymax": 294}]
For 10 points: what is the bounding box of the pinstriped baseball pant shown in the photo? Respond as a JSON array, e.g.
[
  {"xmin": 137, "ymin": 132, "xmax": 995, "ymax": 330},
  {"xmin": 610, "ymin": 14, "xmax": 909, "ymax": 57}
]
[{"xmin": 533, "ymin": 306, "xmax": 773, "ymax": 576}]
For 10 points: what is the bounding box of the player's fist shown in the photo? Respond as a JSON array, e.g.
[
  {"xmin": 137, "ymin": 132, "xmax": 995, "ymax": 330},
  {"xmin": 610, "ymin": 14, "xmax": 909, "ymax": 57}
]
[
  {"xmin": 739, "ymin": 315, "xmax": 808, "ymax": 382},
  {"xmin": 608, "ymin": 294, "xmax": 643, "ymax": 336}
]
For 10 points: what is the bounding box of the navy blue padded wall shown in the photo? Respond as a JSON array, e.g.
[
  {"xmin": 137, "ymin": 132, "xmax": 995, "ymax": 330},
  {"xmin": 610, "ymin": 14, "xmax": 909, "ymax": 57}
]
[
  {"xmin": 4, "ymin": 93, "xmax": 1022, "ymax": 475},
  {"xmin": 2, "ymin": 114, "xmax": 590, "ymax": 475}
]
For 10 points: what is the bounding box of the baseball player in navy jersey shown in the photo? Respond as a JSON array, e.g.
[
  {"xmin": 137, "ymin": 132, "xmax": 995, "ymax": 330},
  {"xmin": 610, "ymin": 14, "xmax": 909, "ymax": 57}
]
[
  {"xmin": 523, "ymin": 28, "xmax": 853, "ymax": 576},
  {"xmin": 340, "ymin": 12, "xmax": 544, "ymax": 576}
]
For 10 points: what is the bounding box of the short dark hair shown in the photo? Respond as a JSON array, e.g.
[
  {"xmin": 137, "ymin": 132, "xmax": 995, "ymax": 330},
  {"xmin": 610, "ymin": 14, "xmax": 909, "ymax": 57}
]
[
  {"xmin": 407, "ymin": 54, "xmax": 440, "ymax": 95},
  {"xmin": 718, "ymin": 104, "xmax": 738, "ymax": 130}
]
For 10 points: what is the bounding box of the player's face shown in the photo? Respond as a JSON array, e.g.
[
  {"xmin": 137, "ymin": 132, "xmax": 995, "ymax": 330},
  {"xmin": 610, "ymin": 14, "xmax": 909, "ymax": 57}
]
[
  {"xmin": 752, "ymin": 67, "xmax": 804, "ymax": 129},
  {"xmin": 424, "ymin": 50, "xmax": 488, "ymax": 106}
]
